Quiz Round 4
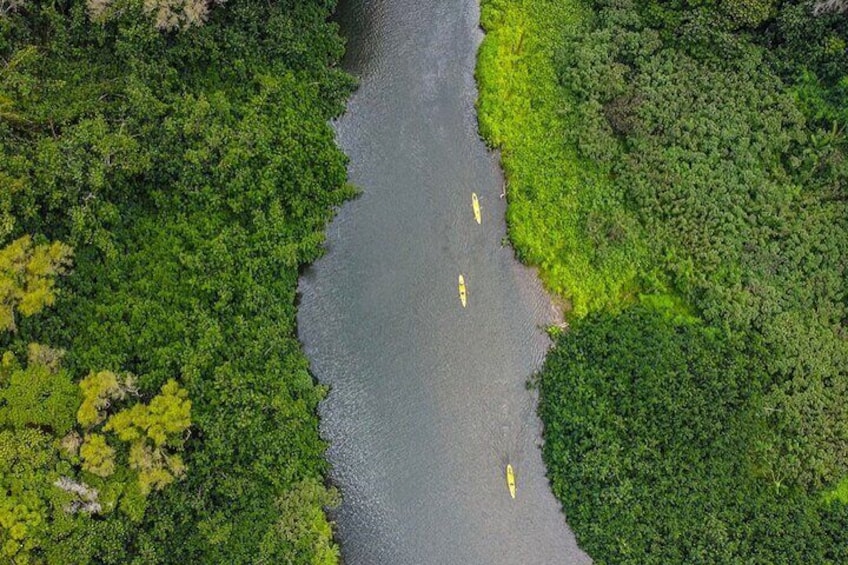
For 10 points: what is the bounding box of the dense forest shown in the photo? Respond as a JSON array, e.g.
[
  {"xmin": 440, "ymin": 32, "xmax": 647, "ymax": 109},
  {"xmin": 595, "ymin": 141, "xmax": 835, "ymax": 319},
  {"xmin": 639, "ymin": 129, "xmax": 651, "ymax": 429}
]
[
  {"xmin": 0, "ymin": 0, "xmax": 353, "ymax": 562},
  {"xmin": 479, "ymin": 0, "xmax": 848, "ymax": 562}
]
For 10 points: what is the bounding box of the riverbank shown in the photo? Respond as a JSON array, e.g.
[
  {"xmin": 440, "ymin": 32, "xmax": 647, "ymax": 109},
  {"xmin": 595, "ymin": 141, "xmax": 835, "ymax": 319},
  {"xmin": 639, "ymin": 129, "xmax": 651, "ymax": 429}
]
[
  {"xmin": 0, "ymin": 1, "xmax": 353, "ymax": 561},
  {"xmin": 477, "ymin": 0, "xmax": 848, "ymax": 562},
  {"xmin": 476, "ymin": 0, "xmax": 648, "ymax": 318}
]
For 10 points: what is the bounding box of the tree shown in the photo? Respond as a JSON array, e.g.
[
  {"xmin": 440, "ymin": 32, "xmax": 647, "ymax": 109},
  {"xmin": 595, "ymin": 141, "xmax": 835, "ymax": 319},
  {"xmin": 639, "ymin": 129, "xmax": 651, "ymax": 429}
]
[
  {"xmin": 258, "ymin": 479, "xmax": 340, "ymax": 564},
  {"xmin": 77, "ymin": 370, "xmax": 136, "ymax": 428},
  {"xmin": 105, "ymin": 379, "xmax": 191, "ymax": 494},
  {"xmin": 0, "ymin": 236, "xmax": 72, "ymax": 332},
  {"xmin": 0, "ymin": 345, "xmax": 78, "ymax": 435},
  {"xmin": 80, "ymin": 434, "xmax": 116, "ymax": 478},
  {"xmin": 0, "ymin": 348, "xmax": 192, "ymax": 560},
  {"xmin": 87, "ymin": 0, "xmax": 225, "ymax": 31},
  {"xmin": 0, "ymin": 428, "xmax": 59, "ymax": 563}
]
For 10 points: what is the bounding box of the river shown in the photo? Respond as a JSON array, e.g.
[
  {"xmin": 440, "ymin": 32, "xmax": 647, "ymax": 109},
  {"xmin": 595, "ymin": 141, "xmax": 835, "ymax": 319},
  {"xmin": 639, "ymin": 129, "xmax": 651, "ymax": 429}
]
[{"xmin": 297, "ymin": 0, "xmax": 591, "ymax": 562}]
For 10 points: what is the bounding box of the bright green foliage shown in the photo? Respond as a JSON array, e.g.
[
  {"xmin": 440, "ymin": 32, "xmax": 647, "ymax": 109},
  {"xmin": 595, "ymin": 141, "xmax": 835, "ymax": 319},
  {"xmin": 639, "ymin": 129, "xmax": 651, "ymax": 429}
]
[
  {"xmin": 128, "ymin": 442, "xmax": 186, "ymax": 495},
  {"xmin": 104, "ymin": 379, "xmax": 190, "ymax": 494},
  {"xmin": 0, "ymin": 428, "xmax": 56, "ymax": 564},
  {"xmin": 0, "ymin": 236, "xmax": 72, "ymax": 331},
  {"xmin": 1, "ymin": 0, "xmax": 353, "ymax": 560},
  {"xmin": 77, "ymin": 370, "xmax": 128, "ymax": 428},
  {"xmin": 258, "ymin": 479, "xmax": 341, "ymax": 564},
  {"xmin": 479, "ymin": 0, "xmax": 848, "ymax": 561},
  {"xmin": 106, "ymin": 379, "xmax": 190, "ymax": 446},
  {"xmin": 0, "ymin": 351, "xmax": 89, "ymax": 562},
  {"xmin": 0, "ymin": 348, "xmax": 78, "ymax": 435},
  {"xmin": 824, "ymin": 476, "xmax": 848, "ymax": 504},
  {"xmin": 0, "ymin": 345, "xmax": 193, "ymax": 561},
  {"xmin": 477, "ymin": 0, "xmax": 645, "ymax": 316},
  {"xmin": 80, "ymin": 433, "xmax": 116, "ymax": 477}
]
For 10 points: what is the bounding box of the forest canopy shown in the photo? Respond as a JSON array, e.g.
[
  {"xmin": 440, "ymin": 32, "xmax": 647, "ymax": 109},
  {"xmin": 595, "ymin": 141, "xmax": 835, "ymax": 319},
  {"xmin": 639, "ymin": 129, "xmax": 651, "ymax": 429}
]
[
  {"xmin": 0, "ymin": 0, "xmax": 353, "ymax": 562},
  {"xmin": 478, "ymin": 0, "xmax": 848, "ymax": 561}
]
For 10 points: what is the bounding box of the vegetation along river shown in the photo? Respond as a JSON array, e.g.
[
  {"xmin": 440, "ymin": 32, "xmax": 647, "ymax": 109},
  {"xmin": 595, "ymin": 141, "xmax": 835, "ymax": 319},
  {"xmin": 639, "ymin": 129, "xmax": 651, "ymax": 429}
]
[{"xmin": 298, "ymin": 0, "xmax": 591, "ymax": 562}]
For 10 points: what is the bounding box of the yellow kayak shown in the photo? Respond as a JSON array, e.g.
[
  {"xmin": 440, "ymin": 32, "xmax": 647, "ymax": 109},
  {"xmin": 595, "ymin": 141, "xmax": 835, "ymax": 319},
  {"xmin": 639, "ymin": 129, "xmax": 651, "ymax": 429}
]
[
  {"xmin": 506, "ymin": 463, "xmax": 516, "ymax": 499},
  {"xmin": 458, "ymin": 275, "xmax": 467, "ymax": 308},
  {"xmin": 472, "ymin": 193, "xmax": 481, "ymax": 224}
]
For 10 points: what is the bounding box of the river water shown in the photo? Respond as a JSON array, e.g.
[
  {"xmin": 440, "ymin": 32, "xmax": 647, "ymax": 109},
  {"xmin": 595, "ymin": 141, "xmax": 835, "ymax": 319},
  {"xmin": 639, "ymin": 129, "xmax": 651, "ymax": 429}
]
[{"xmin": 297, "ymin": 0, "xmax": 591, "ymax": 563}]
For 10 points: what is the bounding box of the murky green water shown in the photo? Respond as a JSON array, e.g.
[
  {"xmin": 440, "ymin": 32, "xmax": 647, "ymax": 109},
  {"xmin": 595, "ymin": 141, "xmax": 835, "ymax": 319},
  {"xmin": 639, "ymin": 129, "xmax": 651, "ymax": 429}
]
[{"xmin": 297, "ymin": 1, "xmax": 591, "ymax": 562}]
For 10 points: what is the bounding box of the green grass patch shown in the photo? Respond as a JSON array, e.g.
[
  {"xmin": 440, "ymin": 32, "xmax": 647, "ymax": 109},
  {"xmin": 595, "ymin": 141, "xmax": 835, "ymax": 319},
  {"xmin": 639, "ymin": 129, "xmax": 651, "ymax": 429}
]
[
  {"xmin": 825, "ymin": 476, "xmax": 848, "ymax": 505},
  {"xmin": 477, "ymin": 0, "xmax": 649, "ymax": 317}
]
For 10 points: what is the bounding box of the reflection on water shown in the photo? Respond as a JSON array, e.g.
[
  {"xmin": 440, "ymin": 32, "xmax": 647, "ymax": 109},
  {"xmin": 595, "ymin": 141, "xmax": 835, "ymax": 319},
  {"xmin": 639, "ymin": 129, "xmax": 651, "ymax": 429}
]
[{"xmin": 297, "ymin": 0, "xmax": 591, "ymax": 562}]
